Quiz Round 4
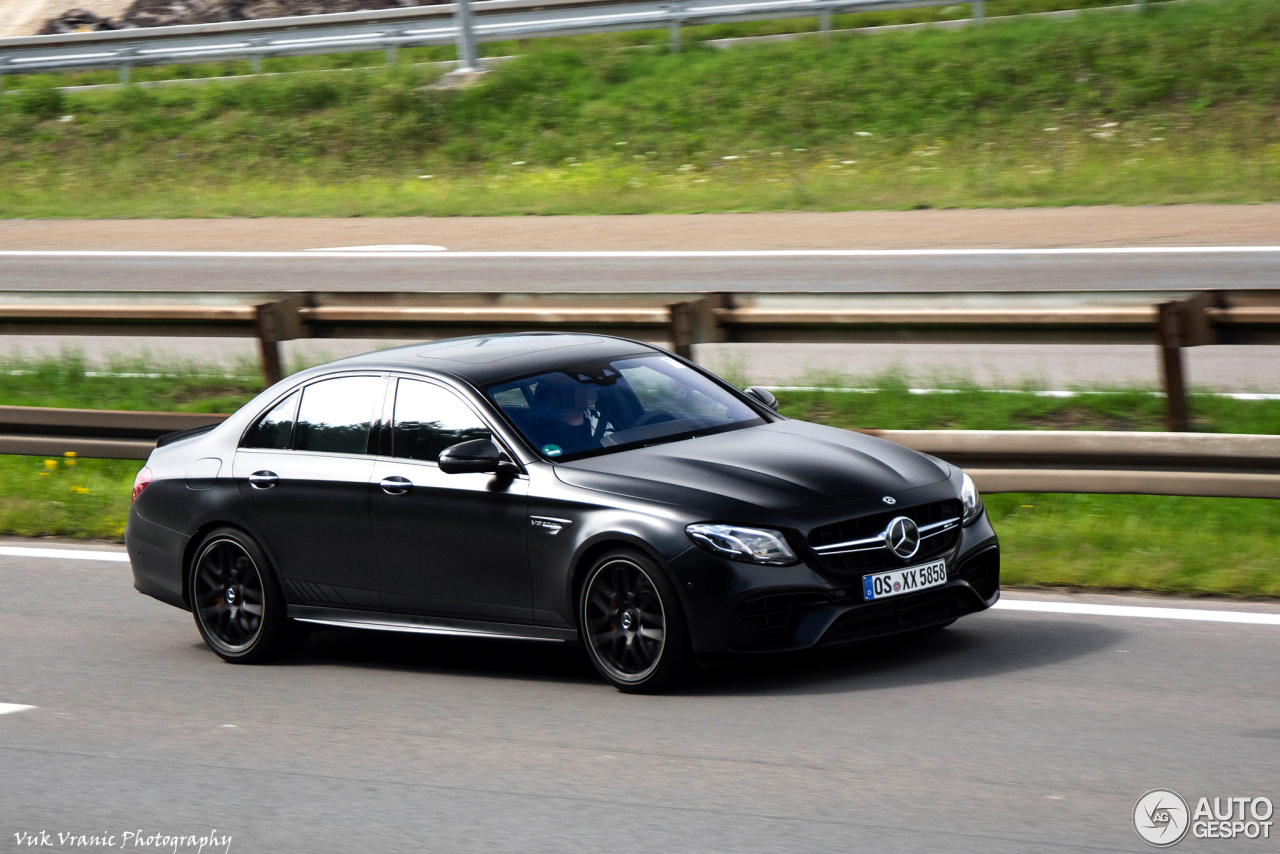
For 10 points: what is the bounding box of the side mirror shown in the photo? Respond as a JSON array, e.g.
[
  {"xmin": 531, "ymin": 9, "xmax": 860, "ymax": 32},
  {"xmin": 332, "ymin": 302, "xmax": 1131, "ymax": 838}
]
[
  {"xmin": 438, "ymin": 438, "xmax": 515, "ymax": 475},
  {"xmin": 744, "ymin": 386, "xmax": 778, "ymax": 412}
]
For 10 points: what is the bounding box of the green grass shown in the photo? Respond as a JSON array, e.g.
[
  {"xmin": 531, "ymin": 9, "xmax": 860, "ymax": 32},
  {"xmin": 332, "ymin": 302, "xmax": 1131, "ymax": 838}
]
[
  {"xmin": 1, "ymin": 358, "xmax": 1277, "ymax": 597},
  {"xmin": 989, "ymin": 493, "xmax": 1280, "ymax": 597},
  {"xmin": 2, "ymin": 0, "xmax": 1279, "ymax": 216},
  {"xmin": 0, "ymin": 455, "xmax": 137, "ymax": 540},
  {"xmin": 773, "ymin": 382, "xmax": 1280, "ymax": 433},
  {"xmin": 0, "ymin": 354, "xmax": 262, "ymax": 413}
]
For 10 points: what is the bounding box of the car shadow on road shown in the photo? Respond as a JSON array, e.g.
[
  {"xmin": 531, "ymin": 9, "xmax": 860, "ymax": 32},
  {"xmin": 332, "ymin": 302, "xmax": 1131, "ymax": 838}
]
[
  {"xmin": 264, "ymin": 611, "xmax": 1123, "ymax": 696},
  {"xmin": 683, "ymin": 615, "xmax": 1126, "ymax": 697},
  {"xmin": 273, "ymin": 628, "xmax": 601, "ymax": 686}
]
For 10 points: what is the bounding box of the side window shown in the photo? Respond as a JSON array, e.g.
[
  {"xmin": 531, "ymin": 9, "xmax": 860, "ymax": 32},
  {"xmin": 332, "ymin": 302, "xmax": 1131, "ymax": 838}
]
[
  {"xmin": 241, "ymin": 391, "xmax": 298, "ymax": 449},
  {"xmin": 294, "ymin": 376, "xmax": 382, "ymax": 455},
  {"xmin": 393, "ymin": 379, "xmax": 492, "ymax": 463}
]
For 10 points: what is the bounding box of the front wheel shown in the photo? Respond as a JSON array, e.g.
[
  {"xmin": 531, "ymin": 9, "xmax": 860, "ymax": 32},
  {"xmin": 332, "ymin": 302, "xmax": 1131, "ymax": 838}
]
[
  {"xmin": 580, "ymin": 549, "xmax": 691, "ymax": 694},
  {"xmin": 189, "ymin": 527, "xmax": 295, "ymax": 663}
]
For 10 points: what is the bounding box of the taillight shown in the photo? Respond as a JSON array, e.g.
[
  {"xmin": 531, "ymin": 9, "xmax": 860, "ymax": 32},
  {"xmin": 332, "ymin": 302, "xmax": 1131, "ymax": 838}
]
[{"xmin": 132, "ymin": 466, "xmax": 152, "ymax": 502}]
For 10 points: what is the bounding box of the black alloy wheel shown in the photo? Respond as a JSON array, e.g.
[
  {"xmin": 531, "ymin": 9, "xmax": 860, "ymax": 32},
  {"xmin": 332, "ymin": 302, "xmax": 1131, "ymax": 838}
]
[
  {"xmin": 190, "ymin": 528, "xmax": 294, "ymax": 663},
  {"xmin": 581, "ymin": 550, "xmax": 690, "ymax": 693}
]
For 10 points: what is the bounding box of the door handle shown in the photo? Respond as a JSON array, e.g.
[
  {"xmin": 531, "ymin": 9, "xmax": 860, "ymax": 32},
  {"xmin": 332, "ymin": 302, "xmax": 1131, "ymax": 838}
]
[
  {"xmin": 248, "ymin": 470, "xmax": 279, "ymax": 489},
  {"xmin": 380, "ymin": 476, "xmax": 412, "ymax": 495}
]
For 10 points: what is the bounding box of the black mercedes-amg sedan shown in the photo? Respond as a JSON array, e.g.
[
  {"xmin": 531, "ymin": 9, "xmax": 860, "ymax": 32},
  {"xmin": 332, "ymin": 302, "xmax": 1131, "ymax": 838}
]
[{"xmin": 126, "ymin": 333, "xmax": 999, "ymax": 692}]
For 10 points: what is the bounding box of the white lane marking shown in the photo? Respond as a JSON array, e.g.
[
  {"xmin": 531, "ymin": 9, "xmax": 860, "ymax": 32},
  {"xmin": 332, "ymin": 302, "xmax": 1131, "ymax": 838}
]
[
  {"xmin": 307, "ymin": 244, "xmax": 446, "ymax": 252},
  {"xmin": 995, "ymin": 598, "xmax": 1280, "ymax": 625},
  {"xmin": 0, "ymin": 704, "xmax": 36, "ymax": 716},
  {"xmin": 1, "ymin": 247, "xmax": 1280, "ymax": 260},
  {"xmin": 766, "ymin": 386, "xmax": 1280, "ymax": 401},
  {"xmin": 0, "ymin": 546, "xmax": 128, "ymax": 563}
]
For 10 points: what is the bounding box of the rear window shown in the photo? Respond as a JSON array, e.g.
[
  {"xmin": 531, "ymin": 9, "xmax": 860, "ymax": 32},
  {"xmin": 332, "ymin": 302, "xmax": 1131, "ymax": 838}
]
[{"xmin": 293, "ymin": 376, "xmax": 382, "ymax": 455}]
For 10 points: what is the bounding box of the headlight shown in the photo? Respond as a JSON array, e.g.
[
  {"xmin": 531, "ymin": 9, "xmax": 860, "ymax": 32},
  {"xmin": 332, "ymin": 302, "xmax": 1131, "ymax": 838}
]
[
  {"xmin": 686, "ymin": 523, "xmax": 797, "ymax": 565},
  {"xmin": 961, "ymin": 472, "xmax": 983, "ymax": 525}
]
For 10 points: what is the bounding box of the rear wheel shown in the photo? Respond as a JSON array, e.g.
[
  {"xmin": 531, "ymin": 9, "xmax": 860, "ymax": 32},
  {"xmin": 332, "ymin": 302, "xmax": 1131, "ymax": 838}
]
[
  {"xmin": 190, "ymin": 527, "xmax": 295, "ymax": 663},
  {"xmin": 580, "ymin": 549, "xmax": 691, "ymax": 694}
]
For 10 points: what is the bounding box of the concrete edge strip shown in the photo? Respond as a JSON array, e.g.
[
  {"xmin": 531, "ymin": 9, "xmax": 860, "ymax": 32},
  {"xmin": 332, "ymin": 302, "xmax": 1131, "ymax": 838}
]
[
  {"xmin": 994, "ymin": 598, "xmax": 1280, "ymax": 625},
  {"xmin": 0, "ymin": 545, "xmax": 128, "ymax": 562}
]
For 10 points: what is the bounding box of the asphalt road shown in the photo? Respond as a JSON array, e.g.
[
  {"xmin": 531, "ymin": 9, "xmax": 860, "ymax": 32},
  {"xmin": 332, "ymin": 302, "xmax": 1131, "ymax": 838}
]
[
  {"xmin": 3, "ymin": 544, "xmax": 1278, "ymax": 853},
  {"xmin": 4, "ymin": 249, "xmax": 1280, "ymax": 293}
]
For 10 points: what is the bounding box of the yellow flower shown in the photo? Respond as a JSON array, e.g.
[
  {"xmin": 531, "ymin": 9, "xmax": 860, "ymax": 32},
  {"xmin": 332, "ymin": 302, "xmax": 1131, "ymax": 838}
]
[
  {"xmin": 38, "ymin": 471, "xmax": 50, "ymax": 477},
  {"xmin": 70, "ymin": 486, "xmax": 90, "ymax": 494},
  {"xmin": 63, "ymin": 451, "xmax": 77, "ymax": 458},
  {"xmin": 44, "ymin": 459, "xmax": 58, "ymax": 469},
  {"xmin": 65, "ymin": 459, "xmax": 77, "ymax": 466}
]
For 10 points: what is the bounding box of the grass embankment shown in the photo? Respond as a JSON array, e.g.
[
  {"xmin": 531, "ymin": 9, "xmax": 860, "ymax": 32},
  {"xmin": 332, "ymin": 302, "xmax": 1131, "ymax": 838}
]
[
  {"xmin": 2, "ymin": 0, "xmax": 1279, "ymax": 215},
  {"xmin": 1, "ymin": 359, "xmax": 1277, "ymax": 597}
]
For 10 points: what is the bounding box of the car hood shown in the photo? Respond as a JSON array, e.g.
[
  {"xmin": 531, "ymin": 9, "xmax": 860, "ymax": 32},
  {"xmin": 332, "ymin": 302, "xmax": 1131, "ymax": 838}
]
[{"xmin": 553, "ymin": 420, "xmax": 950, "ymax": 514}]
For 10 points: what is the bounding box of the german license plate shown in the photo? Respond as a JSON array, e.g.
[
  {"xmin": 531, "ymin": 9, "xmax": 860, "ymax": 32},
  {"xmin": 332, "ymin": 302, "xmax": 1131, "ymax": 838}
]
[{"xmin": 863, "ymin": 560, "xmax": 947, "ymax": 601}]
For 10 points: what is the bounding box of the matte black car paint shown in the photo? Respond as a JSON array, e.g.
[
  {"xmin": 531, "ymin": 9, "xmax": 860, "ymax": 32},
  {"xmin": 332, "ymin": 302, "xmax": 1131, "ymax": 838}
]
[{"xmin": 126, "ymin": 333, "xmax": 998, "ymax": 661}]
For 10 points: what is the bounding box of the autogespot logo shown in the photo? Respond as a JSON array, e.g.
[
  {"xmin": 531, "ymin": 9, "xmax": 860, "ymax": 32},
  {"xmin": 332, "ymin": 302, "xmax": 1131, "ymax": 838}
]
[{"xmin": 1134, "ymin": 790, "xmax": 1191, "ymax": 847}]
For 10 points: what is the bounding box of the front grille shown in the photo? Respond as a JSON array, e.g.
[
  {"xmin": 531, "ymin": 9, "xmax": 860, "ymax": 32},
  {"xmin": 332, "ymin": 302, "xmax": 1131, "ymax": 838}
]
[
  {"xmin": 808, "ymin": 499, "xmax": 962, "ymax": 572},
  {"xmin": 726, "ymin": 593, "xmax": 826, "ymax": 649}
]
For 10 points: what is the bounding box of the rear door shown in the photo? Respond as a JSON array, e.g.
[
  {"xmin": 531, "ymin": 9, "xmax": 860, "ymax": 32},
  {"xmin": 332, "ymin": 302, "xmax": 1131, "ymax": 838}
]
[
  {"xmin": 233, "ymin": 374, "xmax": 385, "ymax": 609},
  {"xmin": 371, "ymin": 377, "xmax": 532, "ymax": 622}
]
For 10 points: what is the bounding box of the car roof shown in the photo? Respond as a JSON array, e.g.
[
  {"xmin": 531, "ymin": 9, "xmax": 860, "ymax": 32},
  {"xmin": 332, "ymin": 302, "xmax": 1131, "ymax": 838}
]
[{"xmin": 325, "ymin": 332, "xmax": 662, "ymax": 385}]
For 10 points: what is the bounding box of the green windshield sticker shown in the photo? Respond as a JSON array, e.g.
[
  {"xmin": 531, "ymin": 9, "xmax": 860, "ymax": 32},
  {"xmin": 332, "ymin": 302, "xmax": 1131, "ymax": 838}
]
[{"xmin": 542, "ymin": 444, "xmax": 563, "ymax": 457}]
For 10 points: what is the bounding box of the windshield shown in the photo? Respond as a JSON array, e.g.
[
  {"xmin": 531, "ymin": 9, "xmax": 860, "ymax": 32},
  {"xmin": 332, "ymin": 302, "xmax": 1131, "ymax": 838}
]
[{"xmin": 485, "ymin": 355, "xmax": 765, "ymax": 461}]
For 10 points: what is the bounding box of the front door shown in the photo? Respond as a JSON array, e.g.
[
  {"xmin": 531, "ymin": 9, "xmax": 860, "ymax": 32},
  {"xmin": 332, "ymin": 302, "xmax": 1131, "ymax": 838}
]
[
  {"xmin": 371, "ymin": 377, "xmax": 532, "ymax": 622},
  {"xmin": 233, "ymin": 375, "xmax": 384, "ymax": 608}
]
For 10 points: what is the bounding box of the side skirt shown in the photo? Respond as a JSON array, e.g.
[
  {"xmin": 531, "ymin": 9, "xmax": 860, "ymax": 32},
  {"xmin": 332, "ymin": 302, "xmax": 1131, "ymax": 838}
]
[{"xmin": 287, "ymin": 605, "xmax": 579, "ymax": 644}]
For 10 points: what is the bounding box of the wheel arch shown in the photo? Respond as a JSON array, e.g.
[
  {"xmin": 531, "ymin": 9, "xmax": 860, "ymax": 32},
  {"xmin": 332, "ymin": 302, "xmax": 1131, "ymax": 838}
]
[
  {"xmin": 180, "ymin": 520, "xmax": 265, "ymax": 609},
  {"xmin": 568, "ymin": 533, "xmax": 687, "ymax": 636}
]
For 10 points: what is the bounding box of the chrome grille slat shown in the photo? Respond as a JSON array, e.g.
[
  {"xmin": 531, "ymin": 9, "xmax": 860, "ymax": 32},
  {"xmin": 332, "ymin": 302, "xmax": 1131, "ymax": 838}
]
[
  {"xmin": 812, "ymin": 516, "xmax": 959, "ymax": 554},
  {"xmin": 808, "ymin": 500, "xmax": 963, "ymax": 572}
]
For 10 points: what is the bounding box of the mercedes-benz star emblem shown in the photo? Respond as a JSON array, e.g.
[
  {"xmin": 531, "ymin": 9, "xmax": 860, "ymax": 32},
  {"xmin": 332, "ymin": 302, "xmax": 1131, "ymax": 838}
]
[
  {"xmin": 885, "ymin": 516, "xmax": 920, "ymax": 559},
  {"xmin": 882, "ymin": 496, "xmax": 896, "ymax": 505}
]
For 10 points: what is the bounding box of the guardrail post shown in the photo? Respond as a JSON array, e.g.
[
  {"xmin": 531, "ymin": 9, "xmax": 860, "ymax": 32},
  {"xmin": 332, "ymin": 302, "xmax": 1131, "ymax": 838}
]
[
  {"xmin": 973, "ymin": 0, "xmax": 983, "ymax": 22},
  {"xmin": 1156, "ymin": 302, "xmax": 1189, "ymax": 432},
  {"xmin": 665, "ymin": 2, "xmax": 686, "ymax": 52},
  {"xmin": 454, "ymin": 0, "xmax": 480, "ymax": 72},
  {"xmin": 819, "ymin": 8, "xmax": 832, "ymax": 35},
  {"xmin": 118, "ymin": 64, "xmax": 131, "ymax": 85},
  {"xmin": 254, "ymin": 295, "xmax": 312, "ymax": 387},
  {"xmin": 669, "ymin": 294, "xmax": 729, "ymax": 360},
  {"xmin": 1155, "ymin": 293, "xmax": 1221, "ymax": 432}
]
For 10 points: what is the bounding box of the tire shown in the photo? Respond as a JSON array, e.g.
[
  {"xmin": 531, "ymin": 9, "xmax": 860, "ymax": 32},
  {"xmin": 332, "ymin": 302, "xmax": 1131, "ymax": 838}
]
[
  {"xmin": 580, "ymin": 549, "xmax": 692, "ymax": 694},
  {"xmin": 189, "ymin": 527, "xmax": 296, "ymax": 664}
]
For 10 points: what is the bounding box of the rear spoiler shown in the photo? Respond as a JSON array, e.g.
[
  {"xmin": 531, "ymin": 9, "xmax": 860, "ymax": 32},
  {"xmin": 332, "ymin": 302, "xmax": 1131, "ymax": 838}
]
[{"xmin": 156, "ymin": 423, "xmax": 218, "ymax": 448}]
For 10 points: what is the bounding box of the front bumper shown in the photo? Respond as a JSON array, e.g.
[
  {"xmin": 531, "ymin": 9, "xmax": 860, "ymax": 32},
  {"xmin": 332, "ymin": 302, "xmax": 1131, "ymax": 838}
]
[{"xmin": 670, "ymin": 509, "xmax": 999, "ymax": 657}]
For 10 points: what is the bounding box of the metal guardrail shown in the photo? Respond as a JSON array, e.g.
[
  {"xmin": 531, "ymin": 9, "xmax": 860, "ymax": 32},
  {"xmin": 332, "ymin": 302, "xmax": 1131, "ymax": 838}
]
[
  {"xmin": 2, "ymin": 0, "xmax": 1000, "ymax": 80},
  {"xmin": 1, "ymin": 288, "xmax": 1278, "ymax": 430},
  {"xmin": 2, "ymin": 404, "xmax": 1276, "ymax": 497},
  {"xmin": 866, "ymin": 429, "xmax": 1280, "ymax": 498}
]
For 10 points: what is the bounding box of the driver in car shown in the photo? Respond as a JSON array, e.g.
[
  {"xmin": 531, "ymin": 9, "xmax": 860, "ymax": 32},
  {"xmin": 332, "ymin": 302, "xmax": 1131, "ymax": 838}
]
[{"xmin": 530, "ymin": 376, "xmax": 598, "ymax": 456}]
